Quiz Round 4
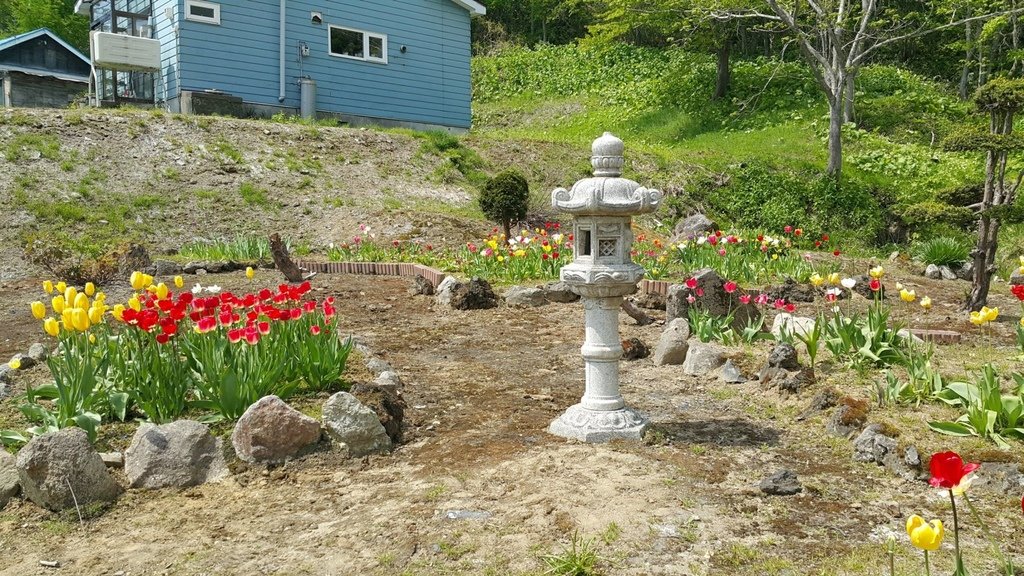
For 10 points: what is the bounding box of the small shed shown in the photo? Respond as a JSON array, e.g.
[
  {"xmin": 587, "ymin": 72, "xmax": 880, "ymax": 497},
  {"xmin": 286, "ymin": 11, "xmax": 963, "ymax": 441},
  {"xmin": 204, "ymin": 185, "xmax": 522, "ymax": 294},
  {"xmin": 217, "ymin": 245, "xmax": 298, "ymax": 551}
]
[{"xmin": 0, "ymin": 28, "xmax": 91, "ymax": 108}]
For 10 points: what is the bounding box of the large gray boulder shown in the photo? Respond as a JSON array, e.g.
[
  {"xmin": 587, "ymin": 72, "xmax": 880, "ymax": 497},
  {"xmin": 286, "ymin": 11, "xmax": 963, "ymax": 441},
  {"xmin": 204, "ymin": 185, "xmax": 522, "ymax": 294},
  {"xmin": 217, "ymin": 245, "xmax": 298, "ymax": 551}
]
[
  {"xmin": 435, "ymin": 276, "xmax": 459, "ymax": 307},
  {"xmin": 322, "ymin": 392, "xmax": 392, "ymax": 457},
  {"xmin": 652, "ymin": 318, "xmax": 690, "ymax": 366},
  {"xmin": 504, "ymin": 286, "xmax": 548, "ymax": 308},
  {"xmin": 673, "ymin": 213, "xmax": 717, "ymax": 239},
  {"xmin": 770, "ymin": 314, "xmax": 817, "ymax": 339},
  {"xmin": 682, "ymin": 342, "xmax": 726, "ymax": 376},
  {"xmin": 450, "ymin": 277, "xmax": 498, "ymax": 310},
  {"xmin": 231, "ymin": 396, "xmax": 322, "ymax": 464},
  {"xmin": 665, "ymin": 268, "xmax": 759, "ymax": 330},
  {"xmin": 16, "ymin": 428, "xmax": 120, "ymax": 511},
  {"xmin": 0, "ymin": 450, "xmax": 19, "ymax": 510},
  {"xmin": 540, "ymin": 282, "xmax": 580, "ymax": 304},
  {"xmin": 125, "ymin": 420, "xmax": 228, "ymax": 489}
]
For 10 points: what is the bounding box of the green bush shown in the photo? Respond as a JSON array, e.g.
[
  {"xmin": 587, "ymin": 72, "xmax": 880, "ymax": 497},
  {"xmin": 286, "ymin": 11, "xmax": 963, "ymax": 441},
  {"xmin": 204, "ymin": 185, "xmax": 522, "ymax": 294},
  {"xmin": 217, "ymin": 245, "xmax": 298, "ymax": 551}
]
[
  {"xmin": 912, "ymin": 236, "xmax": 971, "ymax": 266},
  {"xmin": 900, "ymin": 200, "xmax": 975, "ymax": 232},
  {"xmin": 479, "ymin": 170, "xmax": 529, "ymax": 239}
]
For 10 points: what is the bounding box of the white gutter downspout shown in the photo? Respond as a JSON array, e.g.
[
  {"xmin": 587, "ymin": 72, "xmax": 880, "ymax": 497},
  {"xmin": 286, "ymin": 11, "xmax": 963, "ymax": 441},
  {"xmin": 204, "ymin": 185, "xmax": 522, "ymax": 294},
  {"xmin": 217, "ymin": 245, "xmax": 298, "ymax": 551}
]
[{"xmin": 278, "ymin": 0, "xmax": 286, "ymax": 102}]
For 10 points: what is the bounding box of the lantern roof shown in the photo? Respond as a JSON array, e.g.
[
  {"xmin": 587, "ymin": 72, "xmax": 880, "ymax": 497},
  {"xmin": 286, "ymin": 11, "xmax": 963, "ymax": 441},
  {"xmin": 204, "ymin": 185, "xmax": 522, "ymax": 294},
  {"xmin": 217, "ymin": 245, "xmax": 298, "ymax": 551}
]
[{"xmin": 552, "ymin": 133, "xmax": 661, "ymax": 216}]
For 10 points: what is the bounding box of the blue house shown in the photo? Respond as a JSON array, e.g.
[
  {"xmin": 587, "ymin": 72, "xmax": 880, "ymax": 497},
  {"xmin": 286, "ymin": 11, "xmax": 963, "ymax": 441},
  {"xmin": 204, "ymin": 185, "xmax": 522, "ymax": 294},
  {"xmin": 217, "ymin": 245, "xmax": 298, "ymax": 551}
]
[
  {"xmin": 0, "ymin": 28, "xmax": 91, "ymax": 108},
  {"xmin": 76, "ymin": 0, "xmax": 485, "ymax": 131}
]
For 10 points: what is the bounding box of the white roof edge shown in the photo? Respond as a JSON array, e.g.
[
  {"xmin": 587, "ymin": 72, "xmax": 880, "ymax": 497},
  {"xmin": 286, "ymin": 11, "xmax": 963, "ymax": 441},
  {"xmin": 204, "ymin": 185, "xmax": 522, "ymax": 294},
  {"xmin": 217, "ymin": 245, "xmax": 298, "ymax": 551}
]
[
  {"xmin": 74, "ymin": 0, "xmax": 92, "ymax": 16},
  {"xmin": 449, "ymin": 0, "xmax": 486, "ymax": 15}
]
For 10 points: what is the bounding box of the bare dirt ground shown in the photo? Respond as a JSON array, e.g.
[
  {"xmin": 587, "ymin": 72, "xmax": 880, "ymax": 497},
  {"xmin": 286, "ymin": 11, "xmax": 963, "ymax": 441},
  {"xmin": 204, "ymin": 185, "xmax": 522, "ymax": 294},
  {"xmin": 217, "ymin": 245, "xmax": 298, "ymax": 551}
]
[{"xmin": 0, "ymin": 270, "xmax": 1022, "ymax": 576}]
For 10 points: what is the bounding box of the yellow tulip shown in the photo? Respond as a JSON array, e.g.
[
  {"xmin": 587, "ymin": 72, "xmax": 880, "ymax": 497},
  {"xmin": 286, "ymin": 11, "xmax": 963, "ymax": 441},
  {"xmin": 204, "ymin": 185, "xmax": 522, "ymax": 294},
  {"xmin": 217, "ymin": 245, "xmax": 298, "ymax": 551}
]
[
  {"xmin": 94, "ymin": 291, "xmax": 106, "ymax": 302},
  {"xmin": 143, "ymin": 274, "xmax": 154, "ymax": 288},
  {"xmin": 128, "ymin": 295, "xmax": 141, "ymax": 312},
  {"xmin": 30, "ymin": 301, "xmax": 46, "ymax": 320},
  {"xmin": 7, "ymin": 358, "xmax": 20, "ymax": 370},
  {"xmin": 869, "ymin": 265, "xmax": 885, "ymax": 279},
  {"xmin": 810, "ymin": 273, "xmax": 824, "ymax": 287},
  {"xmin": 43, "ymin": 317, "xmax": 59, "ymax": 337},
  {"xmin": 56, "ymin": 281, "xmax": 66, "ymax": 293},
  {"xmin": 1020, "ymin": 317, "xmax": 1024, "ymax": 328},
  {"xmin": 89, "ymin": 334, "xmax": 96, "ymax": 344},
  {"xmin": 61, "ymin": 309, "xmax": 73, "ymax": 331},
  {"xmin": 155, "ymin": 282, "xmax": 169, "ymax": 300},
  {"xmin": 51, "ymin": 295, "xmax": 66, "ymax": 314},
  {"xmin": 74, "ymin": 293, "xmax": 89, "ymax": 310},
  {"xmin": 827, "ymin": 272, "xmax": 841, "ymax": 286},
  {"xmin": 497, "ymin": 255, "xmax": 505, "ymax": 262},
  {"xmin": 899, "ymin": 289, "xmax": 916, "ymax": 303},
  {"xmin": 174, "ymin": 275, "xmax": 184, "ymax": 288},
  {"xmin": 112, "ymin": 304, "xmax": 126, "ymax": 321},
  {"xmin": 130, "ymin": 271, "xmax": 145, "ymax": 291},
  {"xmin": 42, "ymin": 280, "xmax": 54, "ymax": 294},
  {"xmin": 970, "ymin": 311, "xmax": 984, "ymax": 325},
  {"xmin": 920, "ymin": 296, "xmax": 932, "ymax": 310},
  {"xmin": 983, "ymin": 306, "xmax": 999, "ymax": 322},
  {"xmin": 64, "ymin": 286, "xmax": 78, "ymax": 305},
  {"xmin": 245, "ymin": 267, "xmax": 255, "ymax": 279},
  {"xmin": 906, "ymin": 515, "xmax": 944, "ymax": 551},
  {"xmin": 514, "ymin": 249, "xmax": 526, "ymax": 257},
  {"xmin": 84, "ymin": 282, "xmax": 95, "ymax": 296},
  {"xmin": 88, "ymin": 306, "xmax": 104, "ymax": 324},
  {"xmin": 72, "ymin": 308, "xmax": 90, "ymax": 332}
]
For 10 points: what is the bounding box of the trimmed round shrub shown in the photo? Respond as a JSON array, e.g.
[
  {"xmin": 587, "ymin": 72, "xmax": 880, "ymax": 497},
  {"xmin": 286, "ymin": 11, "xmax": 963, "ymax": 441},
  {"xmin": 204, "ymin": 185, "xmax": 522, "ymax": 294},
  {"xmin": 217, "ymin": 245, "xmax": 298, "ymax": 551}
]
[{"xmin": 480, "ymin": 169, "xmax": 529, "ymax": 239}]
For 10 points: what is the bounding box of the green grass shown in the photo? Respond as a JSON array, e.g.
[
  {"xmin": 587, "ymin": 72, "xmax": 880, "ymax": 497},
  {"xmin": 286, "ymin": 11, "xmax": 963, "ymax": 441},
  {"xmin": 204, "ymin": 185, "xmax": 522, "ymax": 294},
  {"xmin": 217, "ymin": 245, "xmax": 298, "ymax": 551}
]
[
  {"xmin": 178, "ymin": 234, "xmax": 274, "ymax": 261},
  {"xmin": 5, "ymin": 133, "xmax": 60, "ymax": 162},
  {"xmin": 238, "ymin": 182, "xmax": 271, "ymax": 207},
  {"xmin": 912, "ymin": 236, "xmax": 971, "ymax": 266},
  {"xmin": 212, "ymin": 138, "xmax": 244, "ymax": 164}
]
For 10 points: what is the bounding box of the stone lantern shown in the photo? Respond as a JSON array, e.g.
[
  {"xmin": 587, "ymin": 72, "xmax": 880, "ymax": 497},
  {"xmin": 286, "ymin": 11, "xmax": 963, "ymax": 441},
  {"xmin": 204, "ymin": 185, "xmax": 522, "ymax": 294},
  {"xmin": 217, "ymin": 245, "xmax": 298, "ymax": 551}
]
[{"xmin": 549, "ymin": 132, "xmax": 661, "ymax": 442}]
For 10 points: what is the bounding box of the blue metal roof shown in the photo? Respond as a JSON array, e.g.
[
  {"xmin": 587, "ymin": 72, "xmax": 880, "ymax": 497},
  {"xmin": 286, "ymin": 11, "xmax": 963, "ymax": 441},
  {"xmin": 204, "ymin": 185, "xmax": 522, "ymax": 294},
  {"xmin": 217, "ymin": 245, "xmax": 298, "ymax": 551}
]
[{"xmin": 0, "ymin": 28, "xmax": 91, "ymax": 66}]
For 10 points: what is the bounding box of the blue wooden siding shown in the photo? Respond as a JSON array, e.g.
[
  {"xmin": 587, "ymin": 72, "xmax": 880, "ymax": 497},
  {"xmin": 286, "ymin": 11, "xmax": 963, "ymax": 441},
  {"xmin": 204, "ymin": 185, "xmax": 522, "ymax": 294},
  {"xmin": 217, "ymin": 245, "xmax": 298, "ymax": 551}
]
[
  {"xmin": 173, "ymin": 0, "xmax": 472, "ymax": 128},
  {"xmin": 153, "ymin": 0, "xmax": 179, "ymax": 100}
]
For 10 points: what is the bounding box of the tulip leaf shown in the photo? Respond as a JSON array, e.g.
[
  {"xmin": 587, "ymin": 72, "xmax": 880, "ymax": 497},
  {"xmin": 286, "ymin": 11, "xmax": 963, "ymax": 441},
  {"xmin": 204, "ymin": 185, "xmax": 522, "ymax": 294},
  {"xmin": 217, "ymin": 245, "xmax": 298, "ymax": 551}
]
[
  {"xmin": 0, "ymin": 429, "xmax": 28, "ymax": 446},
  {"xmin": 927, "ymin": 421, "xmax": 975, "ymax": 436},
  {"xmin": 108, "ymin": 392, "xmax": 129, "ymax": 422}
]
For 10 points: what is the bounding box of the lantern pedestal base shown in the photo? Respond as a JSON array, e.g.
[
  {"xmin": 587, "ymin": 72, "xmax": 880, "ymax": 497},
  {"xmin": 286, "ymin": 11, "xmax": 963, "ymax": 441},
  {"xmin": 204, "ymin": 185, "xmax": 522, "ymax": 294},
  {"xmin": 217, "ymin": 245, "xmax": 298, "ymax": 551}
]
[{"xmin": 548, "ymin": 404, "xmax": 648, "ymax": 443}]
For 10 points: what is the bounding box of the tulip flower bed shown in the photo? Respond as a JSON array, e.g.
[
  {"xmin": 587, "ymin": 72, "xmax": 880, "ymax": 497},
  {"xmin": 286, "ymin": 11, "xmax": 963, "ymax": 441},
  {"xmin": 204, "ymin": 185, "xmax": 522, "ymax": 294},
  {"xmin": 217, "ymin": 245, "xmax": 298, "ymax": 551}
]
[{"xmin": 1, "ymin": 273, "xmax": 352, "ymax": 446}]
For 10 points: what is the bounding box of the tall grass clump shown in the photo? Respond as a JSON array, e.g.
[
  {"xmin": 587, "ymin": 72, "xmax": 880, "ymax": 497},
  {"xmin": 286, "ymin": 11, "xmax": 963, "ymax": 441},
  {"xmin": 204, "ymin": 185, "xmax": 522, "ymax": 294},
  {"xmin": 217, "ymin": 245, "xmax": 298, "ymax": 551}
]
[
  {"xmin": 912, "ymin": 236, "xmax": 971, "ymax": 267},
  {"xmin": 179, "ymin": 235, "xmax": 274, "ymax": 261}
]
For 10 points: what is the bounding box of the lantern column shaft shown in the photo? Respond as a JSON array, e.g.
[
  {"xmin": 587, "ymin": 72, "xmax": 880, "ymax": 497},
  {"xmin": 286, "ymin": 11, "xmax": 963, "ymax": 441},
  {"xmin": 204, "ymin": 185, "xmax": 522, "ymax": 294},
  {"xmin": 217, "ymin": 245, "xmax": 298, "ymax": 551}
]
[{"xmin": 580, "ymin": 297, "xmax": 625, "ymax": 411}]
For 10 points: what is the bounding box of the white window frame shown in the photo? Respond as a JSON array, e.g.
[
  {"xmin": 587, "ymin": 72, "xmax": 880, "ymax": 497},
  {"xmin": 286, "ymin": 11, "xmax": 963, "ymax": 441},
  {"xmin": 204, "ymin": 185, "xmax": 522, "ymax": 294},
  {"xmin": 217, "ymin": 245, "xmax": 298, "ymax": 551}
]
[
  {"xmin": 328, "ymin": 25, "xmax": 387, "ymax": 64},
  {"xmin": 185, "ymin": 0, "xmax": 220, "ymax": 25}
]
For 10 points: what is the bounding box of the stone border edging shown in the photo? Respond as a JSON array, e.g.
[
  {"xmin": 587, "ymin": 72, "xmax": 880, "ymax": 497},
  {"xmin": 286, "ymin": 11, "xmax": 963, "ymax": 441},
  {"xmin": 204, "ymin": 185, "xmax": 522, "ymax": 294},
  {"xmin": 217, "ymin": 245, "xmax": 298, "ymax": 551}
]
[{"xmin": 297, "ymin": 260, "xmax": 673, "ymax": 296}]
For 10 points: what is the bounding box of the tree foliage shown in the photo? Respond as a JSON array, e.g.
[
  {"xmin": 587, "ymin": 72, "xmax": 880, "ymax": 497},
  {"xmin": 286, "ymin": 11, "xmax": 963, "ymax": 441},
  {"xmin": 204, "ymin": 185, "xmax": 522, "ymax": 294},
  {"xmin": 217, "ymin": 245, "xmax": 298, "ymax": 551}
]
[
  {"xmin": 479, "ymin": 170, "xmax": 530, "ymax": 242},
  {"xmin": 0, "ymin": 0, "xmax": 89, "ymax": 52}
]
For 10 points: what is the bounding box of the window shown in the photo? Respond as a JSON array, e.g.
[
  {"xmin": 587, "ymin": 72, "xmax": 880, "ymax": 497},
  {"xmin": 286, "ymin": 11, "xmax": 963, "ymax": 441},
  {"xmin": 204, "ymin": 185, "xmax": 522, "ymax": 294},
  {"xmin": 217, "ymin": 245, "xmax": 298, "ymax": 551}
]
[
  {"xmin": 185, "ymin": 0, "xmax": 220, "ymax": 25},
  {"xmin": 328, "ymin": 25, "xmax": 387, "ymax": 64}
]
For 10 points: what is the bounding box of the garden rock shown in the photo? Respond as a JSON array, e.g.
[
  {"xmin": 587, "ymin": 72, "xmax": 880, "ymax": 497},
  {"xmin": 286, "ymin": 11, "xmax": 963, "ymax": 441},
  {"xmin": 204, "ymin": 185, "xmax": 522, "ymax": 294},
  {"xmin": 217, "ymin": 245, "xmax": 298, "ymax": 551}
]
[
  {"xmin": 682, "ymin": 342, "xmax": 726, "ymax": 376},
  {"xmin": 411, "ymin": 275, "xmax": 435, "ymax": 296},
  {"xmin": 767, "ymin": 343, "xmax": 799, "ymax": 370},
  {"xmin": 767, "ymin": 278, "xmax": 817, "ymax": 303},
  {"xmin": 630, "ymin": 290, "xmax": 665, "ymax": 310},
  {"xmin": 435, "ymin": 276, "xmax": 459, "ymax": 307},
  {"xmin": 374, "ymin": 370, "xmax": 403, "ymax": 393},
  {"xmin": 621, "ymin": 337, "xmax": 650, "ymax": 361},
  {"xmin": 27, "ymin": 343, "xmax": 48, "ymax": 363},
  {"xmin": 673, "ymin": 213, "xmax": 717, "ymax": 239},
  {"xmin": 125, "ymin": 420, "xmax": 228, "ymax": 489},
  {"xmin": 350, "ymin": 384, "xmax": 406, "ymax": 444},
  {"xmin": 184, "ymin": 260, "xmax": 228, "ymax": 274},
  {"xmin": 770, "ymin": 314, "xmax": 816, "ymax": 339},
  {"xmin": 365, "ymin": 357, "xmax": 392, "ymax": 377},
  {"xmin": 759, "ymin": 469, "xmax": 802, "ymax": 496},
  {"xmin": 955, "ymin": 261, "xmax": 973, "ymax": 281},
  {"xmin": 852, "ymin": 424, "xmax": 894, "ymax": 463},
  {"xmin": 450, "ymin": 277, "xmax": 498, "ymax": 310},
  {"xmin": 117, "ymin": 243, "xmax": 151, "ymax": 274},
  {"xmin": 776, "ymin": 369, "xmax": 813, "ymax": 395},
  {"xmin": 231, "ymin": 396, "xmax": 322, "ymax": 464},
  {"xmin": 152, "ymin": 260, "xmax": 183, "ymax": 276},
  {"xmin": 9, "ymin": 353, "xmax": 34, "ymax": 371},
  {"xmin": 975, "ymin": 463, "xmax": 1024, "ymax": 493},
  {"xmin": 939, "ymin": 265, "xmax": 957, "ymax": 280},
  {"xmin": 852, "ymin": 274, "xmax": 886, "ymax": 299},
  {"xmin": 504, "ymin": 286, "xmax": 547, "ymax": 308},
  {"xmin": 540, "ymin": 282, "xmax": 579, "ymax": 303},
  {"xmin": 99, "ymin": 452, "xmax": 123, "ymax": 468},
  {"xmin": 322, "ymin": 392, "xmax": 392, "ymax": 457},
  {"xmin": 828, "ymin": 400, "xmax": 869, "ymax": 439},
  {"xmin": 895, "ymin": 329, "xmax": 925, "ymax": 346},
  {"xmin": 0, "ymin": 450, "xmax": 19, "ymax": 510},
  {"xmin": 1010, "ymin": 270, "xmax": 1024, "ymax": 285},
  {"xmin": 652, "ymin": 319, "xmax": 690, "ymax": 366},
  {"xmin": 719, "ymin": 360, "xmax": 745, "ymax": 383},
  {"xmin": 797, "ymin": 387, "xmax": 840, "ymax": 420},
  {"xmin": 665, "ymin": 268, "xmax": 760, "ymax": 330},
  {"xmin": 924, "ymin": 264, "xmax": 942, "ymax": 280},
  {"xmin": 16, "ymin": 428, "xmax": 120, "ymax": 511}
]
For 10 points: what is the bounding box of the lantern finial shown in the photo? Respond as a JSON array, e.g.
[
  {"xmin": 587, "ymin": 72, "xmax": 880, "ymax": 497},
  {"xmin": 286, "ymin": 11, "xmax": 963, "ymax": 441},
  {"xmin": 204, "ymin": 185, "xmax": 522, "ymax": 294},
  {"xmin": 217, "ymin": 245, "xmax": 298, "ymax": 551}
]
[{"xmin": 591, "ymin": 132, "xmax": 624, "ymax": 177}]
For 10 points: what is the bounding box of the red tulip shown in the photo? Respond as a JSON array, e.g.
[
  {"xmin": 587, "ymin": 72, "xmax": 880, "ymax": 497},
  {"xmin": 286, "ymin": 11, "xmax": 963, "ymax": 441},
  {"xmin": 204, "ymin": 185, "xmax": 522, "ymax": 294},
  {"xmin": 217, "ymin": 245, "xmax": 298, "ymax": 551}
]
[
  {"xmin": 1011, "ymin": 284, "xmax": 1024, "ymax": 301},
  {"xmin": 310, "ymin": 325, "xmax": 322, "ymax": 335},
  {"xmin": 785, "ymin": 303, "xmax": 796, "ymax": 313},
  {"xmin": 724, "ymin": 281, "xmax": 738, "ymax": 293},
  {"xmin": 227, "ymin": 328, "xmax": 242, "ymax": 344},
  {"xmin": 155, "ymin": 333, "xmax": 170, "ymax": 345},
  {"xmin": 833, "ymin": 250, "xmax": 841, "ymax": 257},
  {"xmin": 929, "ymin": 451, "xmax": 980, "ymax": 491},
  {"xmin": 258, "ymin": 321, "xmax": 270, "ymax": 335},
  {"xmin": 821, "ymin": 234, "xmax": 829, "ymax": 241},
  {"xmin": 197, "ymin": 316, "xmax": 216, "ymax": 333},
  {"xmin": 303, "ymin": 300, "xmax": 316, "ymax": 313},
  {"xmin": 685, "ymin": 277, "xmax": 698, "ymax": 289},
  {"xmin": 739, "ymin": 294, "xmax": 751, "ymax": 304},
  {"xmin": 258, "ymin": 288, "xmax": 273, "ymax": 301},
  {"xmin": 869, "ymin": 278, "xmax": 881, "ymax": 292},
  {"xmin": 784, "ymin": 225, "xmax": 793, "ymax": 233}
]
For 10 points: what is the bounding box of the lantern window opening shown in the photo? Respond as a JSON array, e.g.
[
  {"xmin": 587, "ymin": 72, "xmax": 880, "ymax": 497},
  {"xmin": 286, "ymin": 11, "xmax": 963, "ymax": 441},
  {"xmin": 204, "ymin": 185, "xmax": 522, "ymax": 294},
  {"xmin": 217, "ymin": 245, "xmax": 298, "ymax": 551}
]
[
  {"xmin": 578, "ymin": 229, "xmax": 592, "ymax": 257},
  {"xmin": 598, "ymin": 238, "xmax": 617, "ymax": 259}
]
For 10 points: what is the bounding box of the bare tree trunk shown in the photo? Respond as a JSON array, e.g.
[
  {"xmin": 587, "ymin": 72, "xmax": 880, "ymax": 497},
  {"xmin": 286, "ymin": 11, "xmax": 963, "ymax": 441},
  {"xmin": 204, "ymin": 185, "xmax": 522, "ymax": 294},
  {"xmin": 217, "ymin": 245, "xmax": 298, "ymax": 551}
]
[
  {"xmin": 843, "ymin": 72, "xmax": 856, "ymax": 123},
  {"xmin": 1012, "ymin": 1, "xmax": 1021, "ymax": 77},
  {"xmin": 966, "ymin": 149, "xmax": 999, "ymax": 311},
  {"xmin": 620, "ymin": 300, "xmax": 654, "ymax": 326},
  {"xmin": 959, "ymin": 20, "xmax": 974, "ymax": 99},
  {"xmin": 270, "ymin": 233, "xmax": 308, "ymax": 283},
  {"xmin": 826, "ymin": 95, "xmax": 844, "ymax": 177},
  {"xmin": 714, "ymin": 41, "xmax": 731, "ymax": 100}
]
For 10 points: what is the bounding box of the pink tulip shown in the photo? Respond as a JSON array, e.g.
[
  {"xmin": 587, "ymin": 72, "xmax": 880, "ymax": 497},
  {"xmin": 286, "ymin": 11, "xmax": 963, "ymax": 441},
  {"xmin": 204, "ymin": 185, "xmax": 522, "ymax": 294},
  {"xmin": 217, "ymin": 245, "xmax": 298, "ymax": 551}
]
[
  {"xmin": 739, "ymin": 294, "xmax": 751, "ymax": 304},
  {"xmin": 724, "ymin": 281, "xmax": 737, "ymax": 293}
]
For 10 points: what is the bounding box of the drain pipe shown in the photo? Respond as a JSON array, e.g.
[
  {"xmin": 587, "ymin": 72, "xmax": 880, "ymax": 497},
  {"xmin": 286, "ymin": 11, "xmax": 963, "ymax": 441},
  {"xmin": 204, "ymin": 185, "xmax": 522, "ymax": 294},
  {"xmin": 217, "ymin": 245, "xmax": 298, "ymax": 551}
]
[{"xmin": 278, "ymin": 0, "xmax": 286, "ymax": 102}]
